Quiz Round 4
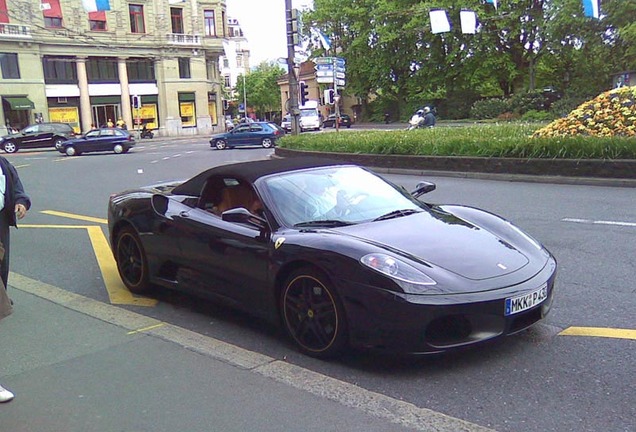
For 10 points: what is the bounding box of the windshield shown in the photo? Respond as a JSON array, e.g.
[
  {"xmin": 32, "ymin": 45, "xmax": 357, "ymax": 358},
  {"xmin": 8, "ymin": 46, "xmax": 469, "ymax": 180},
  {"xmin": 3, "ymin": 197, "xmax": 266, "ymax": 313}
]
[
  {"xmin": 261, "ymin": 166, "xmax": 424, "ymax": 227},
  {"xmin": 300, "ymin": 109, "xmax": 318, "ymax": 117}
]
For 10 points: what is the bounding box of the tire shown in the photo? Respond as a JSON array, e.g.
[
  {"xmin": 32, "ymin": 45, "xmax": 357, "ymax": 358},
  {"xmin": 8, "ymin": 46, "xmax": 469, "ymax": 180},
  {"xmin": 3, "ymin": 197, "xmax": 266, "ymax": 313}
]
[
  {"xmin": 65, "ymin": 146, "xmax": 78, "ymax": 156},
  {"xmin": 215, "ymin": 139, "xmax": 227, "ymax": 150},
  {"xmin": 2, "ymin": 141, "xmax": 17, "ymax": 154},
  {"xmin": 54, "ymin": 138, "xmax": 66, "ymax": 150},
  {"xmin": 261, "ymin": 138, "xmax": 273, "ymax": 148},
  {"xmin": 280, "ymin": 267, "xmax": 348, "ymax": 358},
  {"xmin": 122, "ymin": 147, "xmax": 130, "ymax": 154},
  {"xmin": 115, "ymin": 226, "xmax": 151, "ymax": 294},
  {"xmin": 113, "ymin": 144, "xmax": 124, "ymax": 154}
]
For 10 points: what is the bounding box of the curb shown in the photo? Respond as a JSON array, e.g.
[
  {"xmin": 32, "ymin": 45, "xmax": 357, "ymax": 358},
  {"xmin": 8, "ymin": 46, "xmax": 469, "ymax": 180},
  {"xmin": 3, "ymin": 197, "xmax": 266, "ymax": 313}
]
[{"xmin": 274, "ymin": 148, "xmax": 636, "ymax": 188}]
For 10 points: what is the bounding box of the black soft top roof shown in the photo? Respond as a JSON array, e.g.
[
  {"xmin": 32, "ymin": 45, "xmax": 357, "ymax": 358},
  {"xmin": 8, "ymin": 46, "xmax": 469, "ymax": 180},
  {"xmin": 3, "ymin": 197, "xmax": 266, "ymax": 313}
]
[{"xmin": 172, "ymin": 156, "xmax": 345, "ymax": 196}]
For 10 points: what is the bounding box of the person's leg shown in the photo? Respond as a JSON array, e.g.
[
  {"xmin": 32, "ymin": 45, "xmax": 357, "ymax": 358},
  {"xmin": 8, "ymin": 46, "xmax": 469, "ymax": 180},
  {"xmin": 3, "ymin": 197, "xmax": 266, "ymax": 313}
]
[{"xmin": 0, "ymin": 211, "xmax": 9, "ymax": 290}]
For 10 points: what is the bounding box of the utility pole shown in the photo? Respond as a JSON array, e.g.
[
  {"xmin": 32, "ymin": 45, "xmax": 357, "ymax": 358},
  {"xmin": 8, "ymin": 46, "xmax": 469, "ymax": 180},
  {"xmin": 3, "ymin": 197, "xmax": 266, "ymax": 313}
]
[{"xmin": 285, "ymin": 0, "xmax": 300, "ymax": 135}]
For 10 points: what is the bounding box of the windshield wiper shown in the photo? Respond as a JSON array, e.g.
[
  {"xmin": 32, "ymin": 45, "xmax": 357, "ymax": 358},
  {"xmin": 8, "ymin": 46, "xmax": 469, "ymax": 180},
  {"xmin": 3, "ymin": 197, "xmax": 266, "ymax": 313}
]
[
  {"xmin": 373, "ymin": 209, "xmax": 421, "ymax": 222},
  {"xmin": 294, "ymin": 220, "xmax": 353, "ymax": 228}
]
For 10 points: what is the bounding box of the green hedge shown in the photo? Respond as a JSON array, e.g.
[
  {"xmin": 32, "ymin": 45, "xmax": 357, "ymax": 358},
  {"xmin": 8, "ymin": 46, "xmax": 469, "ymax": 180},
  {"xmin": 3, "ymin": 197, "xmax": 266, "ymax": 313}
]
[{"xmin": 278, "ymin": 124, "xmax": 636, "ymax": 159}]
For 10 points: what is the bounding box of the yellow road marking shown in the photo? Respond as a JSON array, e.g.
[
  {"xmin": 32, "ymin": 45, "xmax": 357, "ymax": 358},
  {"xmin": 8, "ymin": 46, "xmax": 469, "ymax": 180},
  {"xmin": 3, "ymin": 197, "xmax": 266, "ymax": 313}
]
[
  {"xmin": 86, "ymin": 225, "xmax": 157, "ymax": 307},
  {"xmin": 14, "ymin": 164, "xmax": 30, "ymax": 168},
  {"xmin": 559, "ymin": 327, "xmax": 636, "ymax": 340},
  {"xmin": 41, "ymin": 210, "xmax": 108, "ymax": 224},
  {"xmin": 127, "ymin": 323, "xmax": 165, "ymax": 335}
]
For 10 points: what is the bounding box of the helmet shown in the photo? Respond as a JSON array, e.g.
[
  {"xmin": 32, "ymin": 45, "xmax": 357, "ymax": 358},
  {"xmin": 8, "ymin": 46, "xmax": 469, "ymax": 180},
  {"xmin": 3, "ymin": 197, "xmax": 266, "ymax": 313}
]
[
  {"xmin": 416, "ymin": 110, "xmax": 424, "ymax": 115},
  {"xmin": 423, "ymin": 107, "xmax": 431, "ymax": 113}
]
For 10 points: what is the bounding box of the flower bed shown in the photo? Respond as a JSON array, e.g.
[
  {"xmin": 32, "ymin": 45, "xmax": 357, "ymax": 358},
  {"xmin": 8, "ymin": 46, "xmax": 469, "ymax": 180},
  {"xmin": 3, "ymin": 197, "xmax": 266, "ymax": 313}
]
[{"xmin": 533, "ymin": 87, "xmax": 636, "ymax": 138}]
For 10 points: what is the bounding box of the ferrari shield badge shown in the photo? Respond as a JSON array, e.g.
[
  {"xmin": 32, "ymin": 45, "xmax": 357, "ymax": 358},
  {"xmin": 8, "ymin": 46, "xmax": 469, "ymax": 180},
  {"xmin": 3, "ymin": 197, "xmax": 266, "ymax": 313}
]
[{"xmin": 275, "ymin": 237, "xmax": 286, "ymax": 249}]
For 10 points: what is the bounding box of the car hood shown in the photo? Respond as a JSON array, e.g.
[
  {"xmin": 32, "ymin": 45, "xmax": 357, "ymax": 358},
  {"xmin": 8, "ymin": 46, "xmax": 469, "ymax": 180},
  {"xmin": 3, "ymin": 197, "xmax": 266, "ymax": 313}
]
[{"xmin": 331, "ymin": 211, "xmax": 530, "ymax": 281}]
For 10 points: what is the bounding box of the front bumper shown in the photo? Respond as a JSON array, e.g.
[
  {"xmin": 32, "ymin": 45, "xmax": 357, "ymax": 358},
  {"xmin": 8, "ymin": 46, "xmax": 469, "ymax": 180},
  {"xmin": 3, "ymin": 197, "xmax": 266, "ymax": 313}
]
[{"xmin": 340, "ymin": 257, "xmax": 557, "ymax": 354}]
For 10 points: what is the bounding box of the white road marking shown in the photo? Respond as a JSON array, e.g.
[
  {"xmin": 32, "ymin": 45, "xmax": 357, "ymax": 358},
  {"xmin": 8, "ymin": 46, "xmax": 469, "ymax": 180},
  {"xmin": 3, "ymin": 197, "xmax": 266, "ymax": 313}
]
[{"xmin": 562, "ymin": 218, "xmax": 636, "ymax": 228}]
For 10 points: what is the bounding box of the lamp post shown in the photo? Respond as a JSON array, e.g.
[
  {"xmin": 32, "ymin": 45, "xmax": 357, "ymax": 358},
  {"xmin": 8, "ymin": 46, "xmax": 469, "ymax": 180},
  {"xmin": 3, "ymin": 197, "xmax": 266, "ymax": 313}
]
[{"xmin": 242, "ymin": 73, "xmax": 248, "ymax": 122}]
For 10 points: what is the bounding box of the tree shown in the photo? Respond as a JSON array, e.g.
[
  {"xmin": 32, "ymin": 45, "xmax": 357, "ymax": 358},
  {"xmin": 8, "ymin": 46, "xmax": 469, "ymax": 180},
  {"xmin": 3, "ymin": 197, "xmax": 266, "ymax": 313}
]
[{"xmin": 234, "ymin": 62, "xmax": 285, "ymax": 120}]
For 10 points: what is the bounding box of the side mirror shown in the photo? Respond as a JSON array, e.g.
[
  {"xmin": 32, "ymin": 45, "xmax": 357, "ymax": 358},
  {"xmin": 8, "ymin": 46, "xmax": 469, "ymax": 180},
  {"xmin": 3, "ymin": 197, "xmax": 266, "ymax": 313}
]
[
  {"xmin": 222, "ymin": 207, "xmax": 267, "ymax": 229},
  {"xmin": 151, "ymin": 194, "xmax": 169, "ymax": 216},
  {"xmin": 411, "ymin": 181, "xmax": 436, "ymax": 198}
]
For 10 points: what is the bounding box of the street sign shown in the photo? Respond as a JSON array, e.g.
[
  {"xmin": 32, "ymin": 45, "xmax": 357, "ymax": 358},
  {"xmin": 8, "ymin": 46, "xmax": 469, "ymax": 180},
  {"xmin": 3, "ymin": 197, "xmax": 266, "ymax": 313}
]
[
  {"xmin": 316, "ymin": 70, "xmax": 334, "ymax": 77},
  {"xmin": 314, "ymin": 57, "xmax": 333, "ymax": 65},
  {"xmin": 316, "ymin": 76, "xmax": 334, "ymax": 84},
  {"xmin": 315, "ymin": 64, "xmax": 333, "ymax": 71},
  {"xmin": 335, "ymin": 57, "xmax": 346, "ymax": 67},
  {"xmin": 336, "ymin": 72, "xmax": 346, "ymax": 79},
  {"xmin": 336, "ymin": 79, "xmax": 346, "ymax": 86}
]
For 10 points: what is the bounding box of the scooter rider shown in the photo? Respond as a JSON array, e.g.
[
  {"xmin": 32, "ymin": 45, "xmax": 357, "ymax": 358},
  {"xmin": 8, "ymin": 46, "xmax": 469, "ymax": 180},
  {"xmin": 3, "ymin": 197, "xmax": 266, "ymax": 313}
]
[{"xmin": 422, "ymin": 106, "xmax": 436, "ymax": 128}]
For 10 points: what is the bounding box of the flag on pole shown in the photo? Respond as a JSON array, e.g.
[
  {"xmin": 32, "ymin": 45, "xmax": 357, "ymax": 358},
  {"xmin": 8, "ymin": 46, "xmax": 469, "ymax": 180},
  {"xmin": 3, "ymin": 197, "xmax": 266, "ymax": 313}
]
[
  {"xmin": 460, "ymin": 10, "xmax": 478, "ymax": 34},
  {"xmin": 582, "ymin": 0, "xmax": 599, "ymax": 18},
  {"xmin": 82, "ymin": 0, "xmax": 110, "ymax": 12},
  {"xmin": 485, "ymin": 0, "xmax": 498, "ymax": 10},
  {"xmin": 311, "ymin": 28, "xmax": 332, "ymax": 51},
  {"xmin": 430, "ymin": 10, "xmax": 451, "ymax": 34}
]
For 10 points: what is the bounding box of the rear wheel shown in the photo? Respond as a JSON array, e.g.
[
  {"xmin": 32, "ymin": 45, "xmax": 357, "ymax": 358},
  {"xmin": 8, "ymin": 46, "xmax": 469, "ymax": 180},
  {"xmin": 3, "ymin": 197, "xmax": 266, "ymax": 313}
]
[
  {"xmin": 113, "ymin": 144, "xmax": 124, "ymax": 154},
  {"xmin": 2, "ymin": 141, "xmax": 17, "ymax": 153},
  {"xmin": 115, "ymin": 226, "xmax": 150, "ymax": 294},
  {"xmin": 261, "ymin": 138, "xmax": 273, "ymax": 148},
  {"xmin": 215, "ymin": 139, "xmax": 227, "ymax": 150},
  {"xmin": 280, "ymin": 267, "xmax": 348, "ymax": 358}
]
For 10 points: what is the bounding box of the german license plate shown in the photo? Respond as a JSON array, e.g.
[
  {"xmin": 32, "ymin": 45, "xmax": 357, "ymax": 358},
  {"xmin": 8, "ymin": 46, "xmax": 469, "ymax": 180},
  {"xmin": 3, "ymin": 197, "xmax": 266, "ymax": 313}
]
[{"xmin": 505, "ymin": 284, "xmax": 548, "ymax": 316}]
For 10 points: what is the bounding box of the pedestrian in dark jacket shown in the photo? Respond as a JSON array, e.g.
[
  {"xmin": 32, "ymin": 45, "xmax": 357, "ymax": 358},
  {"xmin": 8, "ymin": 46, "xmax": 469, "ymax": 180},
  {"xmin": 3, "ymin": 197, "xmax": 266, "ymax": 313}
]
[{"xmin": 0, "ymin": 155, "xmax": 30, "ymax": 403}]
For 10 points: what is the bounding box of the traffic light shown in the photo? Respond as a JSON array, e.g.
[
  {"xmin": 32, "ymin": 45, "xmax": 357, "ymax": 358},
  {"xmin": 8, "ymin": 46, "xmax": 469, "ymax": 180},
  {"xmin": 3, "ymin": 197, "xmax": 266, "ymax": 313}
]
[
  {"xmin": 324, "ymin": 89, "xmax": 335, "ymax": 105},
  {"xmin": 132, "ymin": 95, "xmax": 141, "ymax": 109},
  {"xmin": 299, "ymin": 81, "xmax": 309, "ymax": 106}
]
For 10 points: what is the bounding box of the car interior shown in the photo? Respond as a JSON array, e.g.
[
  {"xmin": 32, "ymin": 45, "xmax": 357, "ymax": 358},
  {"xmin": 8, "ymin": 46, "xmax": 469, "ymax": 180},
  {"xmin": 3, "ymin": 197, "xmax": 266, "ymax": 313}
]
[{"xmin": 198, "ymin": 177, "xmax": 263, "ymax": 217}]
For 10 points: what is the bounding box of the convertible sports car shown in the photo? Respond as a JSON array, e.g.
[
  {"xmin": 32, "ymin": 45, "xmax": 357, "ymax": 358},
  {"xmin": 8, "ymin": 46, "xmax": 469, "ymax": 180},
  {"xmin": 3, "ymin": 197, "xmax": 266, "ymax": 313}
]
[{"xmin": 108, "ymin": 158, "xmax": 557, "ymax": 358}]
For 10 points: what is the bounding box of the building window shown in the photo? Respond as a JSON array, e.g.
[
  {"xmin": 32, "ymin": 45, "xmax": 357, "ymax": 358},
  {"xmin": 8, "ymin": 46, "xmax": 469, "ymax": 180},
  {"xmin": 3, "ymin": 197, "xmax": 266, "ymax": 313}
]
[
  {"xmin": 204, "ymin": 10, "xmax": 215, "ymax": 36},
  {"xmin": 42, "ymin": 56, "xmax": 76, "ymax": 83},
  {"xmin": 224, "ymin": 75, "xmax": 231, "ymax": 88},
  {"xmin": 0, "ymin": 0, "xmax": 9, "ymax": 24},
  {"xmin": 170, "ymin": 7, "xmax": 183, "ymax": 34},
  {"xmin": 86, "ymin": 58, "xmax": 118, "ymax": 82},
  {"xmin": 236, "ymin": 54, "xmax": 243, "ymax": 68},
  {"xmin": 88, "ymin": 11, "xmax": 107, "ymax": 31},
  {"xmin": 129, "ymin": 4, "xmax": 145, "ymax": 33},
  {"xmin": 42, "ymin": 0, "xmax": 63, "ymax": 28},
  {"xmin": 0, "ymin": 53, "xmax": 20, "ymax": 79},
  {"xmin": 178, "ymin": 93, "xmax": 196, "ymax": 127},
  {"xmin": 127, "ymin": 59, "xmax": 155, "ymax": 82},
  {"xmin": 178, "ymin": 58, "xmax": 191, "ymax": 79},
  {"xmin": 222, "ymin": 11, "xmax": 226, "ymax": 37}
]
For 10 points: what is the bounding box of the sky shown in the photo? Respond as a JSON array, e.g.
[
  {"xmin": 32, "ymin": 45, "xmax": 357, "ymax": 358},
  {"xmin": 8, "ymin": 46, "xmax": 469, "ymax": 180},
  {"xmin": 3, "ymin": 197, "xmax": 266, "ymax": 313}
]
[{"xmin": 227, "ymin": 0, "xmax": 314, "ymax": 66}]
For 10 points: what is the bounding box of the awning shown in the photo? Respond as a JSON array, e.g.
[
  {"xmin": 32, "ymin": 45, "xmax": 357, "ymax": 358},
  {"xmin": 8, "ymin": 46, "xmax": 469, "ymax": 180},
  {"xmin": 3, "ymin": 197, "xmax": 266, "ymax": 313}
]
[{"xmin": 3, "ymin": 96, "xmax": 35, "ymax": 110}]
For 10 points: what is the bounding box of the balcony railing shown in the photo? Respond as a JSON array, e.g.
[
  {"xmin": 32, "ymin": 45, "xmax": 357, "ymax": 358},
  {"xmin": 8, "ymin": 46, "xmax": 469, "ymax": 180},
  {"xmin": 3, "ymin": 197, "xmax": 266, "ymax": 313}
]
[
  {"xmin": 0, "ymin": 24, "xmax": 32, "ymax": 38},
  {"xmin": 166, "ymin": 33, "xmax": 201, "ymax": 46}
]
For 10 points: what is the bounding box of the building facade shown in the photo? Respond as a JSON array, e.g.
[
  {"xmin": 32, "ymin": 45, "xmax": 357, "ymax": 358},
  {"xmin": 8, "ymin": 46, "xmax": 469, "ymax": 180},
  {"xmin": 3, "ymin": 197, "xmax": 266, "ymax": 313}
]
[
  {"xmin": 219, "ymin": 16, "xmax": 249, "ymax": 91},
  {"xmin": 0, "ymin": 0, "xmax": 230, "ymax": 137}
]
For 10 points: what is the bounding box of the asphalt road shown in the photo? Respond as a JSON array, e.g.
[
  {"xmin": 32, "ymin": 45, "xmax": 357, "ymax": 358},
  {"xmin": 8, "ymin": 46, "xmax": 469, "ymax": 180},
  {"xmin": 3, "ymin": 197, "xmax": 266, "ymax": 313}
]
[{"xmin": 6, "ymin": 138, "xmax": 635, "ymax": 432}]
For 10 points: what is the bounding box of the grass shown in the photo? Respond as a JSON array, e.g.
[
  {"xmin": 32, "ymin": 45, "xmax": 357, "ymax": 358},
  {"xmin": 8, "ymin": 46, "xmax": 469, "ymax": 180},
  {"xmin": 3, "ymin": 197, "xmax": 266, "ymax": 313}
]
[{"xmin": 278, "ymin": 123, "xmax": 636, "ymax": 160}]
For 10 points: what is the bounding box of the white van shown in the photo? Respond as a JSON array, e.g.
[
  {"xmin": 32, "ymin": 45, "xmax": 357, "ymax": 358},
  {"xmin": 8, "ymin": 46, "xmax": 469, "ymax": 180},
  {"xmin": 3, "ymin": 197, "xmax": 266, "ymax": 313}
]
[{"xmin": 299, "ymin": 101, "xmax": 321, "ymax": 131}]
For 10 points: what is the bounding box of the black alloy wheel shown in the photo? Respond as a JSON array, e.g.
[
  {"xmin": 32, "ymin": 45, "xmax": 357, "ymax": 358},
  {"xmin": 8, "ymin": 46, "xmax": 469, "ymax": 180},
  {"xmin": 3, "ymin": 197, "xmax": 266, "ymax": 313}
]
[
  {"xmin": 261, "ymin": 138, "xmax": 273, "ymax": 148},
  {"xmin": 54, "ymin": 138, "xmax": 66, "ymax": 150},
  {"xmin": 115, "ymin": 226, "xmax": 150, "ymax": 294},
  {"xmin": 281, "ymin": 267, "xmax": 347, "ymax": 358}
]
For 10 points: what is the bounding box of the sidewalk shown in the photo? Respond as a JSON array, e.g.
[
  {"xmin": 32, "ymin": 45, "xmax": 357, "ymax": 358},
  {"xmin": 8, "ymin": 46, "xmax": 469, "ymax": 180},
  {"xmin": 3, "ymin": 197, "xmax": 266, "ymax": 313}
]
[{"xmin": 0, "ymin": 274, "xmax": 492, "ymax": 432}]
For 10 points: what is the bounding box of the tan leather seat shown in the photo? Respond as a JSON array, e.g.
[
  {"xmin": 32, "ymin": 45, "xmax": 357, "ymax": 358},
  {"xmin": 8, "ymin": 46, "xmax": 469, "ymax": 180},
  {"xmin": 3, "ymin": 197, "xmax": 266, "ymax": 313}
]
[{"xmin": 215, "ymin": 184, "xmax": 262, "ymax": 215}]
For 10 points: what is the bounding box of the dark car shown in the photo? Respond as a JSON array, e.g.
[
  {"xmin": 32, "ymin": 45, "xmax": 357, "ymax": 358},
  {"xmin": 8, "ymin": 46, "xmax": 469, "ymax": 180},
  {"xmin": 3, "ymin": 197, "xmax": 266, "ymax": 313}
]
[
  {"xmin": 58, "ymin": 128, "xmax": 135, "ymax": 156},
  {"xmin": 209, "ymin": 122, "xmax": 283, "ymax": 150},
  {"xmin": 0, "ymin": 122, "xmax": 75, "ymax": 153},
  {"xmin": 107, "ymin": 158, "xmax": 557, "ymax": 359},
  {"xmin": 322, "ymin": 113, "xmax": 352, "ymax": 128}
]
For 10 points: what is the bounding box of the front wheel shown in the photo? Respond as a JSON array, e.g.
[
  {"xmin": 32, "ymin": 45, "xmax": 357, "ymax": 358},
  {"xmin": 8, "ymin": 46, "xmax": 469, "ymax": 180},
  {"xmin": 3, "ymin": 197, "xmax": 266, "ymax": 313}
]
[
  {"xmin": 280, "ymin": 267, "xmax": 348, "ymax": 358},
  {"xmin": 65, "ymin": 146, "xmax": 78, "ymax": 156},
  {"xmin": 261, "ymin": 138, "xmax": 273, "ymax": 148},
  {"xmin": 2, "ymin": 141, "xmax": 17, "ymax": 153},
  {"xmin": 215, "ymin": 139, "xmax": 227, "ymax": 150},
  {"xmin": 115, "ymin": 226, "xmax": 151, "ymax": 294}
]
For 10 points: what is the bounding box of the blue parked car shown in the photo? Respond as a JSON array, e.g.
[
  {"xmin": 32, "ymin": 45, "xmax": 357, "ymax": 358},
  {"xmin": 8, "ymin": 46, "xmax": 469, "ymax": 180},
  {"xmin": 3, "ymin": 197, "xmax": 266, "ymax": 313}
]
[
  {"xmin": 58, "ymin": 128, "xmax": 135, "ymax": 156},
  {"xmin": 210, "ymin": 122, "xmax": 283, "ymax": 150}
]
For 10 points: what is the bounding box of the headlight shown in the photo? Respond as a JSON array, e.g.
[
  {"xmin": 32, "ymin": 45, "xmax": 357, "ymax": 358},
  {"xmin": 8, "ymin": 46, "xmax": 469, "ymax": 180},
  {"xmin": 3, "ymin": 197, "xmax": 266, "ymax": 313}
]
[{"xmin": 361, "ymin": 253, "xmax": 437, "ymax": 293}]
